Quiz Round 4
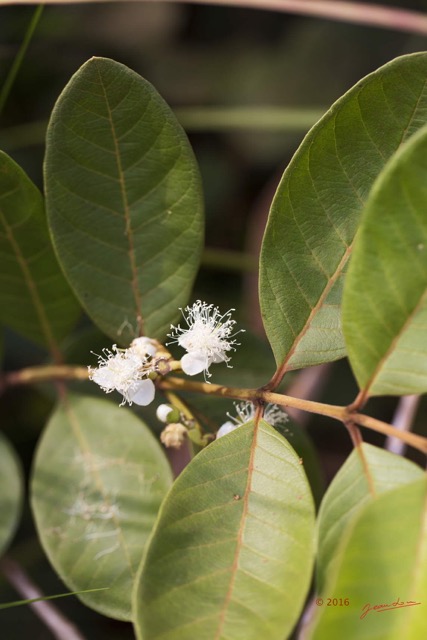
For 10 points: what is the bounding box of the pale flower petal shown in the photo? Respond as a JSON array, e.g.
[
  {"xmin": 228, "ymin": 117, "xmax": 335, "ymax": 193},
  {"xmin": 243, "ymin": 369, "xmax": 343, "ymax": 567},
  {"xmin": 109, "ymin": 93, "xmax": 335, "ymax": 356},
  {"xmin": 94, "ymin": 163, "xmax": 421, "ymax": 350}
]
[
  {"xmin": 128, "ymin": 379, "xmax": 156, "ymax": 406},
  {"xmin": 216, "ymin": 421, "xmax": 238, "ymax": 439},
  {"xmin": 89, "ymin": 366, "xmax": 117, "ymax": 392},
  {"xmin": 180, "ymin": 352, "xmax": 208, "ymax": 376}
]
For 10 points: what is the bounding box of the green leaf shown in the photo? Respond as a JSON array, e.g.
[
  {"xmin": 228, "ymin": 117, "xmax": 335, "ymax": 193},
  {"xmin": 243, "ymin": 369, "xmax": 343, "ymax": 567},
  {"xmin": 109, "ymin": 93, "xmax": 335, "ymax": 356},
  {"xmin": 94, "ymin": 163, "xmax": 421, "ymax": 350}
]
[
  {"xmin": 0, "ymin": 151, "xmax": 80, "ymax": 353},
  {"xmin": 308, "ymin": 478, "xmax": 427, "ymax": 640},
  {"xmin": 343, "ymin": 123, "xmax": 427, "ymax": 397},
  {"xmin": 316, "ymin": 443, "xmax": 423, "ymax": 593},
  {"xmin": 31, "ymin": 393, "xmax": 173, "ymax": 621},
  {"xmin": 0, "ymin": 433, "xmax": 23, "ymax": 556},
  {"xmin": 133, "ymin": 420, "xmax": 315, "ymax": 640},
  {"xmin": 44, "ymin": 57, "xmax": 204, "ymax": 345},
  {"xmin": 259, "ymin": 52, "xmax": 427, "ymax": 379}
]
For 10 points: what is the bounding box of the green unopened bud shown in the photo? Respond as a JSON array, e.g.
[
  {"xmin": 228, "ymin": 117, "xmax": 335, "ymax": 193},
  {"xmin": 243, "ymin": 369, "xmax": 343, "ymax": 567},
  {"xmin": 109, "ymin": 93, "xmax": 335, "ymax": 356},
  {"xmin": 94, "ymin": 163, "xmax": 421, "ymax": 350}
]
[{"xmin": 156, "ymin": 404, "xmax": 181, "ymax": 423}]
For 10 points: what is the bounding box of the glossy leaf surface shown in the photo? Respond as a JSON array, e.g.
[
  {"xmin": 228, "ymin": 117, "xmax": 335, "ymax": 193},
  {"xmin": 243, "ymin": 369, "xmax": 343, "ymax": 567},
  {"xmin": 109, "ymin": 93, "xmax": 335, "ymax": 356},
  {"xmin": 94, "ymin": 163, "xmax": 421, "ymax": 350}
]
[
  {"xmin": 259, "ymin": 52, "xmax": 427, "ymax": 377},
  {"xmin": 134, "ymin": 420, "xmax": 315, "ymax": 640},
  {"xmin": 45, "ymin": 57, "xmax": 203, "ymax": 344},
  {"xmin": 31, "ymin": 394, "xmax": 172, "ymax": 620},
  {"xmin": 343, "ymin": 123, "xmax": 427, "ymax": 396},
  {"xmin": 0, "ymin": 151, "xmax": 79, "ymax": 352}
]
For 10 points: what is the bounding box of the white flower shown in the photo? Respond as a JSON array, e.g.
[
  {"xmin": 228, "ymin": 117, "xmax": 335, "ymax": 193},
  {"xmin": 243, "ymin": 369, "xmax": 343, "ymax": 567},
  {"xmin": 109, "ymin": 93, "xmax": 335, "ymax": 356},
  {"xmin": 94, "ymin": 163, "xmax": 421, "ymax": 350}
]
[
  {"xmin": 217, "ymin": 401, "xmax": 288, "ymax": 438},
  {"xmin": 88, "ymin": 343, "xmax": 156, "ymax": 406},
  {"xmin": 167, "ymin": 300, "xmax": 243, "ymax": 378}
]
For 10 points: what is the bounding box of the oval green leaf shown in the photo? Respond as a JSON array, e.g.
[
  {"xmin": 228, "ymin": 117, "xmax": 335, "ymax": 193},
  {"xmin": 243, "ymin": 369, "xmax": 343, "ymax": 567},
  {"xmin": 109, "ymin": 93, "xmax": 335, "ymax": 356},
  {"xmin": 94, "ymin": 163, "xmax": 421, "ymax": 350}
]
[
  {"xmin": 133, "ymin": 420, "xmax": 315, "ymax": 640},
  {"xmin": 44, "ymin": 56, "xmax": 204, "ymax": 345},
  {"xmin": 316, "ymin": 443, "xmax": 423, "ymax": 593},
  {"xmin": 343, "ymin": 123, "xmax": 427, "ymax": 397},
  {"xmin": 308, "ymin": 478, "xmax": 427, "ymax": 640},
  {"xmin": 259, "ymin": 52, "xmax": 427, "ymax": 380},
  {"xmin": 0, "ymin": 151, "xmax": 80, "ymax": 354},
  {"xmin": 31, "ymin": 393, "xmax": 173, "ymax": 620},
  {"xmin": 0, "ymin": 432, "xmax": 23, "ymax": 556}
]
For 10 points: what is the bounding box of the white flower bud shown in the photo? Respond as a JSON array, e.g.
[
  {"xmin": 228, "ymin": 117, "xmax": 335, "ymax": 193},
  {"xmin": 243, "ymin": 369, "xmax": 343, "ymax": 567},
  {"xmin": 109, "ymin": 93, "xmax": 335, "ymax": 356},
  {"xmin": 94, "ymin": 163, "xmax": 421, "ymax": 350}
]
[
  {"xmin": 156, "ymin": 404, "xmax": 173, "ymax": 422},
  {"xmin": 130, "ymin": 336, "xmax": 158, "ymax": 358},
  {"xmin": 216, "ymin": 421, "xmax": 238, "ymax": 439}
]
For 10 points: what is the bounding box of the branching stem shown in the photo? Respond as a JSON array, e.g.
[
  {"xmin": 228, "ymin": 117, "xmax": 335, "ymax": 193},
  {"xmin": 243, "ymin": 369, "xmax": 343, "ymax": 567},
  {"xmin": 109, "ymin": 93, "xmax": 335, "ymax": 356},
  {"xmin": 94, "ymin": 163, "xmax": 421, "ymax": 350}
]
[{"xmin": 2, "ymin": 364, "xmax": 427, "ymax": 454}]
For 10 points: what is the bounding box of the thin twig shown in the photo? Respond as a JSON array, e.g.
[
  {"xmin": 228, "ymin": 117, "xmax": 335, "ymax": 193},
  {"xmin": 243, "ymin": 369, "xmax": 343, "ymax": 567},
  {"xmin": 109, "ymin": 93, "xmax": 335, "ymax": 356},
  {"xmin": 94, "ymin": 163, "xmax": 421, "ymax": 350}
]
[
  {"xmin": 2, "ymin": 1, "xmax": 427, "ymax": 37},
  {"xmin": 3, "ymin": 364, "xmax": 427, "ymax": 454},
  {"xmin": 385, "ymin": 394, "xmax": 421, "ymax": 456},
  {"xmin": 0, "ymin": 5, "xmax": 44, "ymax": 118},
  {"xmin": 160, "ymin": 376, "xmax": 427, "ymax": 454},
  {"xmin": 0, "ymin": 557, "xmax": 87, "ymax": 640},
  {"xmin": 284, "ymin": 363, "xmax": 332, "ymax": 426},
  {"xmin": 153, "ymin": 0, "xmax": 427, "ymax": 35}
]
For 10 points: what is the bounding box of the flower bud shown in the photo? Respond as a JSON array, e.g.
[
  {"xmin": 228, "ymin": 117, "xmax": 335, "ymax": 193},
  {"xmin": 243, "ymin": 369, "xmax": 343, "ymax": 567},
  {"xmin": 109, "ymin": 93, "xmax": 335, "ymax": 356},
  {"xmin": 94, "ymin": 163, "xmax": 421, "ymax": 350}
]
[
  {"xmin": 160, "ymin": 423, "xmax": 188, "ymax": 449},
  {"xmin": 156, "ymin": 404, "xmax": 180, "ymax": 423},
  {"xmin": 216, "ymin": 421, "xmax": 238, "ymax": 439},
  {"xmin": 130, "ymin": 336, "xmax": 158, "ymax": 357}
]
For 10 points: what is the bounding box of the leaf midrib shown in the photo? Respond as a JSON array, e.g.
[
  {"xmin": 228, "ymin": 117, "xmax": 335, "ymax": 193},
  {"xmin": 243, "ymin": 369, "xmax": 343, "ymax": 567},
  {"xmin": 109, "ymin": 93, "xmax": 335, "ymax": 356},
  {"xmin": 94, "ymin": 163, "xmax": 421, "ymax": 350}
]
[
  {"xmin": 95, "ymin": 61, "xmax": 144, "ymax": 337},
  {"xmin": 62, "ymin": 395, "xmax": 136, "ymax": 580},
  {"xmin": 0, "ymin": 207, "xmax": 61, "ymax": 360},
  {"xmin": 214, "ymin": 420, "xmax": 259, "ymax": 640},
  {"xmin": 271, "ymin": 244, "xmax": 352, "ymax": 385},
  {"xmin": 362, "ymin": 286, "xmax": 427, "ymax": 398}
]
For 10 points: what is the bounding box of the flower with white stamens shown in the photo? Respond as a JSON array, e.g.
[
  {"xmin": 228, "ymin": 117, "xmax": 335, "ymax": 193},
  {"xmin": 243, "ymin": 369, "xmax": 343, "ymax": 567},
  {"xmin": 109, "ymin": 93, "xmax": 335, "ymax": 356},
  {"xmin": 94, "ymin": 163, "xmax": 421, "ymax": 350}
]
[
  {"xmin": 216, "ymin": 401, "xmax": 288, "ymax": 438},
  {"xmin": 167, "ymin": 300, "xmax": 243, "ymax": 378},
  {"xmin": 88, "ymin": 343, "xmax": 156, "ymax": 406}
]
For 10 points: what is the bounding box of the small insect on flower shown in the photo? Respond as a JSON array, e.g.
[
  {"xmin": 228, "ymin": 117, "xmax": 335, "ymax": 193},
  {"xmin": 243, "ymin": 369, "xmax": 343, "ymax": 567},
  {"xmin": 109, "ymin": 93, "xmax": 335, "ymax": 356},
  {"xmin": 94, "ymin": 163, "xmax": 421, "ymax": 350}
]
[
  {"xmin": 88, "ymin": 343, "xmax": 156, "ymax": 407},
  {"xmin": 167, "ymin": 300, "xmax": 244, "ymax": 379},
  {"xmin": 216, "ymin": 401, "xmax": 289, "ymax": 438}
]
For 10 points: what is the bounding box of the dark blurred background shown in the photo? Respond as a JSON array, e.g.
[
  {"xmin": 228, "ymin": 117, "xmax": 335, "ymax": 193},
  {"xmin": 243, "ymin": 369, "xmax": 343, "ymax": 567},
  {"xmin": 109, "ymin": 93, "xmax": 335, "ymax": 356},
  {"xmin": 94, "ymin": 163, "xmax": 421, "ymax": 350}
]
[{"xmin": 1, "ymin": 2, "xmax": 427, "ymax": 638}]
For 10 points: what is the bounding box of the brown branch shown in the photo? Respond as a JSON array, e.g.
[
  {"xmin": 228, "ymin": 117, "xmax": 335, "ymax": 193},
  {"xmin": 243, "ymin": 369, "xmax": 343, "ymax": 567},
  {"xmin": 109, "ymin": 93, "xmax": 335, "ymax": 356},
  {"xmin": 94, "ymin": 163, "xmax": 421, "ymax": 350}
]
[
  {"xmin": 2, "ymin": 364, "xmax": 427, "ymax": 454},
  {"xmin": 1, "ymin": 365, "xmax": 89, "ymax": 391},
  {"xmin": 160, "ymin": 376, "xmax": 427, "ymax": 454}
]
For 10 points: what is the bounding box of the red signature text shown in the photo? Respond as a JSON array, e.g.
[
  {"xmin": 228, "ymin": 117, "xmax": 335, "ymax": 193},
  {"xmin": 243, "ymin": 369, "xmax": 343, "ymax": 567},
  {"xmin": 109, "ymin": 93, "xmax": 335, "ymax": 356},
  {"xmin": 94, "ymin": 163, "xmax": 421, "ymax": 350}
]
[{"xmin": 360, "ymin": 597, "xmax": 421, "ymax": 620}]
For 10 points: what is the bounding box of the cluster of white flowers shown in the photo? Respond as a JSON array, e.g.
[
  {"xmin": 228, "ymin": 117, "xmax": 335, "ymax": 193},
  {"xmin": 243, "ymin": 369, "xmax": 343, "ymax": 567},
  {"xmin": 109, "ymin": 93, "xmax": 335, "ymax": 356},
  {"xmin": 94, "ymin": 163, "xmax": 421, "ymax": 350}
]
[
  {"xmin": 89, "ymin": 301, "xmax": 243, "ymax": 406},
  {"xmin": 88, "ymin": 337, "xmax": 158, "ymax": 406},
  {"xmin": 216, "ymin": 401, "xmax": 289, "ymax": 438}
]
